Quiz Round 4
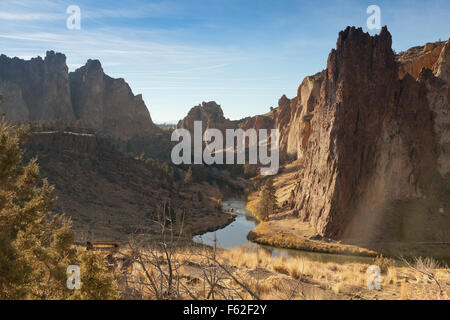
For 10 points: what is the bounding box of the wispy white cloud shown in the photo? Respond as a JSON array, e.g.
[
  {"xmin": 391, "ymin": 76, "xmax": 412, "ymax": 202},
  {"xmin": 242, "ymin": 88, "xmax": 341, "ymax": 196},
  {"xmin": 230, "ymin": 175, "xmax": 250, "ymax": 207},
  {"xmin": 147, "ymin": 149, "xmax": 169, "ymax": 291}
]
[
  {"xmin": 0, "ymin": 1, "xmax": 179, "ymax": 27},
  {"xmin": 0, "ymin": 11, "xmax": 64, "ymax": 20},
  {"xmin": 0, "ymin": 32, "xmax": 69, "ymax": 42},
  {"xmin": 83, "ymin": 2, "xmax": 182, "ymax": 19}
]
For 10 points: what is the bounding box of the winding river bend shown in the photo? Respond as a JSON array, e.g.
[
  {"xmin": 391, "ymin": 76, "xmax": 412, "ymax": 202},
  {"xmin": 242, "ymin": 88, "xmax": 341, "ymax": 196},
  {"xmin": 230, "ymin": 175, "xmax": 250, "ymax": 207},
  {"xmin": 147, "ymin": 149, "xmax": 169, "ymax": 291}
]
[{"xmin": 193, "ymin": 199, "xmax": 375, "ymax": 265}]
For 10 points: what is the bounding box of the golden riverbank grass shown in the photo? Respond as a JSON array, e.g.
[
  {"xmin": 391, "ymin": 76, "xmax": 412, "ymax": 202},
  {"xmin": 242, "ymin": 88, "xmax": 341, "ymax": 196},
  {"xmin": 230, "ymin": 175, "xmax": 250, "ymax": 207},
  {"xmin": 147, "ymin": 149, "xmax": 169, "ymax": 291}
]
[{"xmin": 247, "ymin": 223, "xmax": 378, "ymax": 257}]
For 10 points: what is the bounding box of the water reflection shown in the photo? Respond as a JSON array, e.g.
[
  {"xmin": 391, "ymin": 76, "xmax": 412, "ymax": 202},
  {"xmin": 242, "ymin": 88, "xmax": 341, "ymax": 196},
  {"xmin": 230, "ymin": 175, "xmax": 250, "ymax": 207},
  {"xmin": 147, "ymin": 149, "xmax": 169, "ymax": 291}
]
[{"xmin": 193, "ymin": 199, "xmax": 375, "ymax": 265}]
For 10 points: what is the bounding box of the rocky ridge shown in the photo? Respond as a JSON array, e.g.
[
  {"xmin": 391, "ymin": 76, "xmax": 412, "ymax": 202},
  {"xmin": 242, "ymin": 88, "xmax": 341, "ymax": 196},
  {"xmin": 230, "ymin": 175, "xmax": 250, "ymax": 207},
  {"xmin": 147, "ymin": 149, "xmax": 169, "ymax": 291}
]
[
  {"xmin": 0, "ymin": 51, "xmax": 161, "ymax": 142},
  {"xmin": 178, "ymin": 27, "xmax": 450, "ymax": 248},
  {"xmin": 279, "ymin": 28, "xmax": 450, "ymax": 245}
]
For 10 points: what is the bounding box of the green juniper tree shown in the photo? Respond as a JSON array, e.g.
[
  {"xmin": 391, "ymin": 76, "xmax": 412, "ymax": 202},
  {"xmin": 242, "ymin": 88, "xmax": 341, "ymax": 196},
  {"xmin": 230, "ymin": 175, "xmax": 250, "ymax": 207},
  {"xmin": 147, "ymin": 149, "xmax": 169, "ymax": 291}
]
[
  {"xmin": 255, "ymin": 178, "xmax": 278, "ymax": 221},
  {"xmin": 0, "ymin": 114, "xmax": 118, "ymax": 300}
]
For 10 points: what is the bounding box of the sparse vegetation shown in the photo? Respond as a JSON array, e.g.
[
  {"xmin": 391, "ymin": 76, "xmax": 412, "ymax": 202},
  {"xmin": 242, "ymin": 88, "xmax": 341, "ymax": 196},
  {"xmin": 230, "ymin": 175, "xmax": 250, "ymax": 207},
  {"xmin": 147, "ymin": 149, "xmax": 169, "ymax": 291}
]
[
  {"xmin": 248, "ymin": 223, "xmax": 378, "ymax": 257},
  {"xmin": 113, "ymin": 242, "xmax": 449, "ymax": 300},
  {"xmin": 254, "ymin": 178, "xmax": 278, "ymax": 221},
  {"xmin": 374, "ymin": 255, "xmax": 395, "ymax": 273},
  {"xmin": 0, "ymin": 117, "xmax": 118, "ymax": 299}
]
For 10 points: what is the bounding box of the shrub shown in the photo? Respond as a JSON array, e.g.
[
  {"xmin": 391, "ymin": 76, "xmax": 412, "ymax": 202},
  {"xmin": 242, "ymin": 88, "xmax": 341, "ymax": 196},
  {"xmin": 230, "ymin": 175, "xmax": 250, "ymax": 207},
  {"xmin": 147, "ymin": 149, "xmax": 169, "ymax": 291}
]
[
  {"xmin": 254, "ymin": 178, "xmax": 278, "ymax": 221},
  {"xmin": 0, "ymin": 117, "xmax": 118, "ymax": 299},
  {"xmin": 374, "ymin": 255, "xmax": 394, "ymax": 273}
]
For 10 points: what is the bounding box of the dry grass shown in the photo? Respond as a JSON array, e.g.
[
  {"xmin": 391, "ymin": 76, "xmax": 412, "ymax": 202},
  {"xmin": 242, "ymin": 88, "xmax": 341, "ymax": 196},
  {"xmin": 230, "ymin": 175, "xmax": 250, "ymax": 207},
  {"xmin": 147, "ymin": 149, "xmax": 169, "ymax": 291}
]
[
  {"xmin": 218, "ymin": 246, "xmax": 450, "ymax": 300},
  {"xmin": 115, "ymin": 243, "xmax": 449, "ymax": 300},
  {"xmin": 246, "ymin": 198, "xmax": 260, "ymax": 217},
  {"xmin": 247, "ymin": 223, "xmax": 378, "ymax": 257},
  {"xmin": 401, "ymin": 280, "xmax": 409, "ymax": 300},
  {"xmin": 374, "ymin": 255, "xmax": 395, "ymax": 273}
]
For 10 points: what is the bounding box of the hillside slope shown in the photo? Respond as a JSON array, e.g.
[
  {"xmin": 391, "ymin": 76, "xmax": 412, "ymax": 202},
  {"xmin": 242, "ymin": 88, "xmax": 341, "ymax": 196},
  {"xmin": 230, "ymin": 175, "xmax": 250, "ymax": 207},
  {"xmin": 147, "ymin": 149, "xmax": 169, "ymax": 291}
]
[
  {"xmin": 23, "ymin": 131, "xmax": 232, "ymax": 241},
  {"xmin": 0, "ymin": 52, "xmax": 166, "ymax": 159}
]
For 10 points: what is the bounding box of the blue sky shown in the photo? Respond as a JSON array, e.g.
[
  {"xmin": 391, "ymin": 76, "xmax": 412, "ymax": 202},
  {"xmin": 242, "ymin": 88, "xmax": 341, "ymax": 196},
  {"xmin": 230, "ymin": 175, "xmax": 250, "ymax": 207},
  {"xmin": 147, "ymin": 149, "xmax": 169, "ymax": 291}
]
[{"xmin": 1, "ymin": 0, "xmax": 449, "ymax": 122}]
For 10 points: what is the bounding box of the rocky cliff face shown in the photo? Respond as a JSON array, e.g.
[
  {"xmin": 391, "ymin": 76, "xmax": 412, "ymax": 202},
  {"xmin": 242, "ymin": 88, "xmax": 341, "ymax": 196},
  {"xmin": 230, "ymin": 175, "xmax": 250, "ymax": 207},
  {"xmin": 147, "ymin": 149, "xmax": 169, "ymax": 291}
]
[
  {"xmin": 193, "ymin": 27, "xmax": 448, "ymax": 245},
  {"xmin": 178, "ymin": 101, "xmax": 280, "ymax": 158},
  {"xmin": 397, "ymin": 41, "xmax": 447, "ymax": 79},
  {"xmin": 165, "ymin": 28, "xmax": 449, "ymax": 246},
  {"xmin": 0, "ymin": 51, "xmax": 160, "ymax": 142},
  {"xmin": 0, "ymin": 81, "xmax": 29, "ymax": 121},
  {"xmin": 69, "ymin": 60, "xmax": 160, "ymax": 141},
  {"xmin": 177, "ymin": 101, "xmax": 238, "ymax": 134},
  {"xmin": 278, "ymin": 27, "xmax": 450, "ymax": 243},
  {"xmin": 179, "ymin": 101, "xmax": 281, "ymax": 144},
  {"xmin": 0, "ymin": 51, "xmax": 74, "ymax": 121}
]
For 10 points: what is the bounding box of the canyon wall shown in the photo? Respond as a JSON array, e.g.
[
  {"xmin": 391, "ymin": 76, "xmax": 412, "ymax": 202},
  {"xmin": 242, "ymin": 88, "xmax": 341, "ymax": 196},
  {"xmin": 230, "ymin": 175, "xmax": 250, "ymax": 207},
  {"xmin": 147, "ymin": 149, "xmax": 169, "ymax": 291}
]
[
  {"xmin": 177, "ymin": 101, "xmax": 238, "ymax": 134},
  {"xmin": 178, "ymin": 100, "xmax": 278, "ymax": 134},
  {"xmin": 0, "ymin": 51, "xmax": 160, "ymax": 142},
  {"xmin": 281, "ymin": 27, "xmax": 450, "ymax": 242},
  {"xmin": 179, "ymin": 28, "xmax": 450, "ymax": 244},
  {"xmin": 69, "ymin": 59, "xmax": 160, "ymax": 141},
  {"xmin": 0, "ymin": 51, "xmax": 74, "ymax": 121}
]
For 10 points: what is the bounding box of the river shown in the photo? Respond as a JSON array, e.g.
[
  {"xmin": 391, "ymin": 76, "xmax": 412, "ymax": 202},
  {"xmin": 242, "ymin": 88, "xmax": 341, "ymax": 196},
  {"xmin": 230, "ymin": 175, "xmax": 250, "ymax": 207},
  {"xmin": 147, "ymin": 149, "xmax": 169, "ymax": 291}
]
[{"xmin": 193, "ymin": 199, "xmax": 376, "ymax": 265}]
